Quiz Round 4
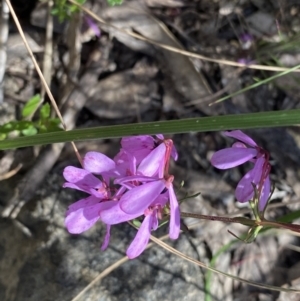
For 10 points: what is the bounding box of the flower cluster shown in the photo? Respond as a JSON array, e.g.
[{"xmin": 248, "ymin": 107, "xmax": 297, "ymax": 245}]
[
  {"xmin": 211, "ymin": 130, "xmax": 271, "ymax": 212},
  {"xmin": 63, "ymin": 135, "xmax": 180, "ymax": 258}
]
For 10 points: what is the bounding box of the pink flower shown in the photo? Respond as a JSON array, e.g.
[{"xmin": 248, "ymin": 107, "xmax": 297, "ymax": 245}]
[
  {"xmin": 116, "ymin": 175, "xmax": 180, "ymax": 240},
  {"xmin": 121, "ymin": 135, "xmax": 155, "ymax": 164},
  {"xmin": 63, "ymin": 135, "xmax": 180, "ymax": 258},
  {"xmin": 126, "ymin": 193, "xmax": 169, "ymax": 258},
  {"xmin": 84, "ymin": 16, "xmax": 101, "ymax": 37},
  {"xmin": 121, "ymin": 135, "xmax": 178, "ymax": 165},
  {"xmin": 211, "ymin": 130, "xmax": 271, "ymax": 211},
  {"xmin": 63, "ymin": 166, "xmax": 108, "ymax": 199},
  {"xmin": 115, "ymin": 138, "xmax": 180, "ymax": 255},
  {"xmin": 100, "ymin": 183, "xmax": 179, "ymax": 258}
]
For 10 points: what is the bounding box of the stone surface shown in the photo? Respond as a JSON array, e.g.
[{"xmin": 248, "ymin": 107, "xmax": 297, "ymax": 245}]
[{"xmin": 0, "ymin": 168, "xmax": 207, "ymax": 301}]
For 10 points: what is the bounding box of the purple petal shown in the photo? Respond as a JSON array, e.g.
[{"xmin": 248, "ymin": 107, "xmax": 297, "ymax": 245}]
[
  {"xmin": 235, "ymin": 171, "xmax": 255, "ymax": 203},
  {"xmin": 63, "ymin": 166, "xmax": 101, "ymax": 185},
  {"xmin": 101, "ymin": 224, "xmax": 111, "ymax": 251},
  {"xmin": 126, "ymin": 214, "xmax": 153, "ymax": 259},
  {"xmin": 249, "ymin": 157, "xmax": 265, "ymax": 184},
  {"xmin": 151, "ymin": 210, "xmax": 159, "ymax": 231},
  {"xmin": 240, "ymin": 33, "xmax": 253, "ymax": 43},
  {"xmin": 65, "ymin": 202, "xmax": 104, "ymax": 234},
  {"xmin": 121, "ymin": 136, "xmax": 154, "ymax": 164},
  {"xmin": 120, "ymin": 180, "xmax": 165, "ymax": 215},
  {"xmin": 114, "ymin": 182, "xmax": 136, "ymax": 190},
  {"xmin": 65, "ymin": 200, "xmax": 118, "ymax": 234},
  {"xmin": 83, "ymin": 152, "xmax": 115, "ymax": 174},
  {"xmin": 84, "ymin": 16, "xmax": 101, "ymax": 37},
  {"xmin": 235, "ymin": 158, "xmax": 264, "ymax": 202},
  {"xmin": 114, "ymin": 149, "xmax": 136, "ymax": 176},
  {"xmin": 232, "ymin": 142, "xmax": 246, "ymax": 148},
  {"xmin": 171, "ymin": 145, "xmax": 178, "ymax": 161},
  {"xmin": 224, "ymin": 130, "xmax": 257, "ymax": 147},
  {"xmin": 258, "ymin": 175, "xmax": 271, "ymax": 212},
  {"xmin": 66, "ymin": 196, "xmax": 100, "ymax": 215},
  {"xmin": 114, "ymin": 186, "xmax": 127, "ymax": 198},
  {"xmin": 63, "ymin": 182, "xmax": 106, "ymax": 198},
  {"xmin": 138, "ymin": 143, "xmax": 166, "ymax": 177},
  {"xmin": 168, "ymin": 184, "xmax": 180, "ymax": 239},
  {"xmin": 115, "ymin": 175, "xmax": 157, "ymax": 185},
  {"xmin": 211, "ymin": 148, "xmax": 257, "ymax": 169},
  {"xmin": 63, "ymin": 166, "xmax": 106, "ymax": 197},
  {"xmin": 237, "ymin": 58, "xmax": 255, "ymax": 65},
  {"xmin": 151, "ymin": 192, "xmax": 169, "ymax": 207},
  {"xmin": 100, "ymin": 201, "xmax": 141, "ymax": 224}
]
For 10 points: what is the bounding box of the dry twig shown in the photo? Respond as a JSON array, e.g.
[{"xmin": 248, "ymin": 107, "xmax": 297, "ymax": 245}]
[{"xmin": 0, "ymin": 0, "xmax": 9, "ymax": 103}]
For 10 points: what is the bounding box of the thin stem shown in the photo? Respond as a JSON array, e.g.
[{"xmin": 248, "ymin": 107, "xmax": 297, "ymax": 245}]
[
  {"xmin": 260, "ymin": 220, "xmax": 300, "ymax": 232},
  {"xmin": 180, "ymin": 212, "xmax": 256, "ymax": 226}
]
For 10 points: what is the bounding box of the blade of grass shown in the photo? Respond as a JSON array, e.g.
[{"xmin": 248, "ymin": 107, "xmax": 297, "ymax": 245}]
[
  {"xmin": 209, "ymin": 63, "xmax": 300, "ymax": 105},
  {"xmin": 1, "ymin": 109, "xmax": 300, "ymax": 150},
  {"xmin": 205, "ymin": 240, "xmax": 238, "ymax": 301},
  {"xmin": 257, "ymin": 33, "xmax": 300, "ymax": 58}
]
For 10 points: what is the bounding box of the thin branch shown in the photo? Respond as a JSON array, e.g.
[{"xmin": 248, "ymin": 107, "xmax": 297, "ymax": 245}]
[
  {"xmin": 0, "ymin": 0, "xmax": 9, "ymax": 103},
  {"xmin": 0, "ymin": 163, "xmax": 22, "ymax": 181},
  {"xmin": 41, "ymin": 0, "xmax": 54, "ymax": 101}
]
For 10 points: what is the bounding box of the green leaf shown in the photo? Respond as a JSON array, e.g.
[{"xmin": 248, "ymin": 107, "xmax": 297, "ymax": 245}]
[
  {"xmin": 51, "ymin": 7, "xmax": 59, "ymax": 15},
  {"xmin": 40, "ymin": 103, "xmax": 50, "ymax": 119},
  {"xmin": 0, "ymin": 123, "xmax": 13, "ymax": 135},
  {"xmin": 107, "ymin": 0, "xmax": 123, "ymax": 6},
  {"xmin": 69, "ymin": 5, "xmax": 78, "ymax": 13},
  {"xmin": 38, "ymin": 118, "xmax": 62, "ymax": 133},
  {"xmin": 3, "ymin": 122, "xmax": 14, "ymax": 130},
  {"xmin": 15, "ymin": 121, "xmax": 34, "ymax": 131},
  {"xmin": 21, "ymin": 126, "xmax": 38, "ymax": 136},
  {"xmin": 241, "ymin": 225, "xmax": 264, "ymax": 243},
  {"xmin": 22, "ymin": 94, "xmax": 41, "ymax": 118},
  {"xmin": 46, "ymin": 122, "xmax": 63, "ymax": 132},
  {"xmin": 132, "ymin": 219, "xmax": 141, "ymax": 227},
  {"xmin": 38, "ymin": 124, "xmax": 48, "ymax": 133}
]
